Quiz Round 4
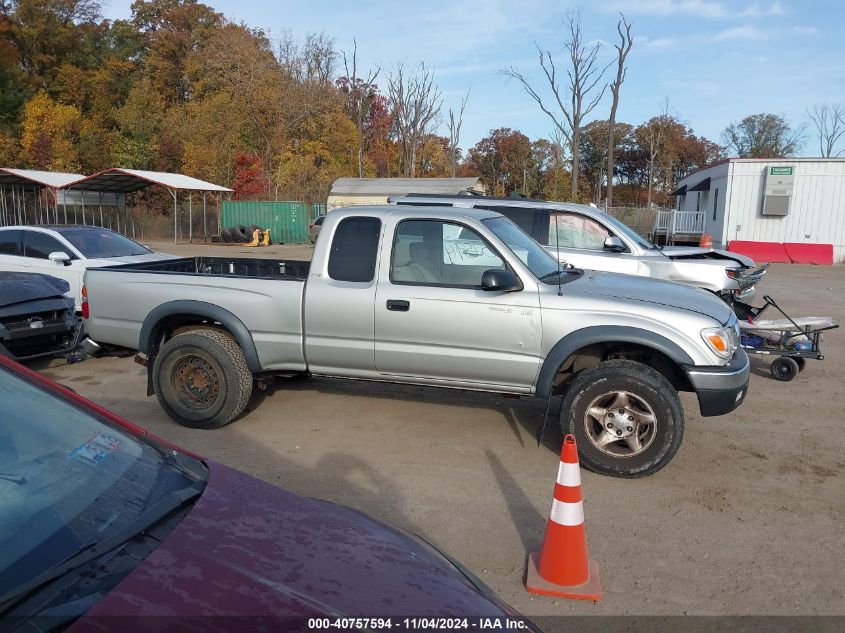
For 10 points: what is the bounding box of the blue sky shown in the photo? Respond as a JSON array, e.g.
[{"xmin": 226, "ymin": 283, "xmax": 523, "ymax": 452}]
[{"xmin": 101, "ymin": 0, "xmax": 845, "ymax": 155}]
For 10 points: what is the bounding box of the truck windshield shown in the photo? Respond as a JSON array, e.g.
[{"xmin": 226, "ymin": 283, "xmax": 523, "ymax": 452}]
[
  {"xmin": 482, "ymin": 216, "xmax": 566, "ymax": 282},
  {"xmin": 0, "ymin": 365, "xmax": 207, "ymax": 600}
]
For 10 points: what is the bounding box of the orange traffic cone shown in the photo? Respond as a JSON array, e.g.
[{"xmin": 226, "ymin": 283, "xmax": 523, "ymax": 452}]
[{"xmin": 525, "ymin": 434, "xmax": 602, "ymax": 601}]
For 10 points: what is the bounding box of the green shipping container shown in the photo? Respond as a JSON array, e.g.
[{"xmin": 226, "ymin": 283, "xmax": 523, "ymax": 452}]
[{"xmin": 221, "ymin": 201, "xmax": 310, "ymax": 244}]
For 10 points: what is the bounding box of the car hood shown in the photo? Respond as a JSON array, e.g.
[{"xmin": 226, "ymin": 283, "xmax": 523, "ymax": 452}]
[
  {"xmin": 0, "ymin": 272, "xmax": 70, "ymax": 307},
  {"xmin": 568, "ymin": 270, "xmax": 734, "ymax": 323},
  {"xmin": 659, "ymin": 246, "xmax": 755, "ymax": 267},
  {"xmin": 76, "ymin": 461, "xmax": 519, "ymax": 622}
]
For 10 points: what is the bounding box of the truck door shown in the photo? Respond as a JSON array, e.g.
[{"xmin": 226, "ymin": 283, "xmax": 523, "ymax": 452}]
[
  {"xmin": 374, "ymin": 217, "xmax": 541, "ymax": 390},
  {"xmin": 303, "ymin": 215, "xmax": 381, "ymax": 376}
]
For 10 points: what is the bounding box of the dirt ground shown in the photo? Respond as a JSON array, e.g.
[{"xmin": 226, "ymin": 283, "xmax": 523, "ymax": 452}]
[{"xmin": 36, "ymin": 241, "xmax": 845, "ymax": 619}]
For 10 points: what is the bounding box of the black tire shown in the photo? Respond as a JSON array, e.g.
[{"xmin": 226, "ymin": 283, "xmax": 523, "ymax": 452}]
[
  {"xmin": 560, "ymin": 360, "xmax": 684, "ymax": 478},
  {"xmin": 771, "ymin": 356, "xmax": 799, "ymax": 381},
  {"xmin": 232, "ymin": 224, "xmax": 251, "ymax": 243},
  {"xmin": 793, "ymin": 357, "xmax": 806, "ymax": 372},
  {"xmin": 152, "ymin": 329, "xmax": 253, "ymax": 429},
  {"xmin": 246, "ymin": 224, "xmax": 262, "ymax": 235},
  {"xmin": 220, "ymin": 227, "xmax": 234, "ymax": 243}
]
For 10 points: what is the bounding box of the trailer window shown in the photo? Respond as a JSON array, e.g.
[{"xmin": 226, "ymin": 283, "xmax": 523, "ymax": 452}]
[{"xmin": 327, "ymin": 217, "xmax": 381, "ymax": 283}]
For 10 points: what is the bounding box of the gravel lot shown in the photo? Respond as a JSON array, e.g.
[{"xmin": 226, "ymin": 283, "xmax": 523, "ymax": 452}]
[{"xmin": 36, "ymin": 241, "xmax": 845, "ymax": 619}]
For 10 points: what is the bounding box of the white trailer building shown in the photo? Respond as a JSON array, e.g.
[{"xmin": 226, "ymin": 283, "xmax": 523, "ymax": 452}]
[{"xmin": 660, "ymin": 158, "xmax": 845, "ymax": 263}]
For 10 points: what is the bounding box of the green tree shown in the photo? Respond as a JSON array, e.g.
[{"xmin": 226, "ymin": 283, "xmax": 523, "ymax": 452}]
[{"xmin": 722, "ymin": 113, "xmax": 805, "ymax": 158}]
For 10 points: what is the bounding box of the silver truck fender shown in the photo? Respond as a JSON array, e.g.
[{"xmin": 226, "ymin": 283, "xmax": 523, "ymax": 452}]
[{"xmin": 535, "ymin": 326, "xmax": 695, "ymax": 399}]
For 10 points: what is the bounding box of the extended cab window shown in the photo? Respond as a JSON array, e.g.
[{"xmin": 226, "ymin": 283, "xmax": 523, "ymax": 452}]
[
  {"xmin": 549, "ymin": 212, "xmax": 609, "ymax": 250},
  {"xmin": 391, "ymin": 220, "xmax": 506, "ymax": 287},
  {"xmin": 23, "ymin": 232, "xmax": 68, "ymax": 259},
  {"xmin": 327, "ymin": 217, "xmax": 381, "ymax": 283},
  {"xmin": 0, "ymin": 230, "xmax": 22, "ymax": 256}
]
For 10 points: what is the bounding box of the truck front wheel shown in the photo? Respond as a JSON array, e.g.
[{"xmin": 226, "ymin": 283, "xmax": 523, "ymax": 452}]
[
  {"xmin": 560, "ymin": 360, "xmax": 684, "ymax": 478},
  {"xmin": 152, "ymin": 329, "xmax": 253, "ymax": 429}
]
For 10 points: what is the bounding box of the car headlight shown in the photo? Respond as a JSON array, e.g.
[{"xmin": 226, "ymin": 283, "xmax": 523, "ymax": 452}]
[{"xmin": 701, "ymin": 324, "xmax": 738, "ymax": 360}]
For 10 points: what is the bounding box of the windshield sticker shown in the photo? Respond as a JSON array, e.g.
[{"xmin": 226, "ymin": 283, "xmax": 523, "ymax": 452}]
[{"xmin": 69, "ymin": 432, "xmax": 123, "ymax": 466}]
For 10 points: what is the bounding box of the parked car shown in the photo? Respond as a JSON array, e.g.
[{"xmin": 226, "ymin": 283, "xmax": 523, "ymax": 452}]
[
  {"xmin": 82, "ymin": 206, "xmax": 749, "ymax": 477},
  {"xmin": 389, "ymin": 194, "xmax": 767, "ymax": 302},
  {"xmin": 0, "ymin": 355, "xmax": 538, "ymax": 629},
  {"xmin": 308, "ymin": 214, "xmax": 325, "ymax": 243},
  {"xmin": 0, "ymin": 272, "xmax": 81, "ymax": 361},
  {"xmin": 0, "ymin": 225, "xmax": 176, "ymax": 311}
]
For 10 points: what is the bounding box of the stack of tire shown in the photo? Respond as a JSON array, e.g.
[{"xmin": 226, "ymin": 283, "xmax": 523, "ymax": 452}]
[{"xmin": 219, "ymin": 224, "xmax": 264, "ymax": 243}]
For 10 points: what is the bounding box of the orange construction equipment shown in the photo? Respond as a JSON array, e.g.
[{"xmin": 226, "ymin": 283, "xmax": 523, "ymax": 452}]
[
  {"xmin": 244, "ymin": 229, "xmax": 261, "ymax": 247},
  {"xmin": 525, "ymin": 434, "xmax": 602, "ymax": 601},
  {"xmin": 699, "ymin": 234, "xmax": 713, "ymax": 248},
  {"xmin": 260, "ymin": 229, "xmax": 271, "ymax": 246}
]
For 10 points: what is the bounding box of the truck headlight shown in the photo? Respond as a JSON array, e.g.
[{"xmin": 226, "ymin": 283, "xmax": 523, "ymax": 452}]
[{"xmin": 701, "ymin": 325, "xmax": 737, "ymax": 360}]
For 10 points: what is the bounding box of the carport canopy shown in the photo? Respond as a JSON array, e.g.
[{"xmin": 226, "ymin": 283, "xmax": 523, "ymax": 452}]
[
  {"xmin": 65, "ymin": 168, "xmax": 233, "ymax": 242},
  {"xmin": 0, "ymin": 168, "xmax": 84, "ymax": 191}
]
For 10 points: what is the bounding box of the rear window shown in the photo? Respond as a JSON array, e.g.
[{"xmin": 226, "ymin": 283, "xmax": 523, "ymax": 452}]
[
  {"xmin": 58, "ymin": 229, "xmax": 150, "ymax": 258},
  {"xmin": 327, "ymin": 217, "xmax": 381, "ymax": 283},
  {"xmin": 0, "ymin": 230, "xmax": 21, "ymax": 256}
]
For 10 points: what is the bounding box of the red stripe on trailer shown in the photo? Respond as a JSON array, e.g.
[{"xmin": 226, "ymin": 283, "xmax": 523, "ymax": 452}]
[
  {"xmin": 783, "ymin": 243, "xmax": 833, "ymax": 265},
  {"xmin": 728, "ymin": 241, "xmax": 790, "ymax": 263}
]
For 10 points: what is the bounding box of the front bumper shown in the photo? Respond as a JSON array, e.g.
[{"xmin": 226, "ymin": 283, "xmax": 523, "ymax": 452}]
[{"xmin": 684, "ymin": 348, "xmax": 750, "ymax": 417}]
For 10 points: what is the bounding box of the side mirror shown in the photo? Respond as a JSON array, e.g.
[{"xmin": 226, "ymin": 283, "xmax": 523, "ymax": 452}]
[
  {"xmin": 481, "ymin": 269, "xmax": 523, "ymax": 292},
  {"xmin": 48, "ymin": 251, "xmax": 71, "ymax": 266},
  {"xmin": 603, "ymin": 236, "xmax": 626, "ymax": 253}
]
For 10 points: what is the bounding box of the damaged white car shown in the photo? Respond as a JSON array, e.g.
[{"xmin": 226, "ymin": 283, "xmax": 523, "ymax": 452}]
[{"xmin": 390, "ymin": 194, "xmax": 767, "ymax": 302}]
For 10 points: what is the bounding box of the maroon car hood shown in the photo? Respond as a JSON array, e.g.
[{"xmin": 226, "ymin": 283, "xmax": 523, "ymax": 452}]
[{"xmin": 71, "ymin": 461, "xmax": 511, "ymax": 626}]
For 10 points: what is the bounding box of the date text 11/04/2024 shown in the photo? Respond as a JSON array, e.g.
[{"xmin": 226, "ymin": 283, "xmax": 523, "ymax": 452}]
[{"xmin": 307, "ymin": 618, "xmax": 530, "ymax": 630}]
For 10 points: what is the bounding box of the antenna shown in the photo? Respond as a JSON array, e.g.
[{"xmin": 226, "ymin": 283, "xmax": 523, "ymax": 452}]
[{"xmin": 553, "ymin": 210, "xmax": 562, "ymax": 296}]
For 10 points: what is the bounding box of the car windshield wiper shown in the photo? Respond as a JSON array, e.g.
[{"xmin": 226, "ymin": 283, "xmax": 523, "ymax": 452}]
[{"xmin": 0, "ymin": 483, "xmax": 203, "ymax": 615}]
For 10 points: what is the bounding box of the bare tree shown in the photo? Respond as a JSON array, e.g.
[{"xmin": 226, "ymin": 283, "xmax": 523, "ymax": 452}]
[
  {"xmin": 342, "ymin": 40, "xmax": 380, "ymax": 178},
  {"xmin": 388, "ymin": 62, "xmax": 442, "ymax": 178},
  {"xmin": 447, "ymin": 90, "xmax": 470, "ymax": 177},
  {"xmin": 606, "ymin": 14, "xmax": 633, "ymax": 209},
  {"xmin": 807, "ymin": 104, "xmax": 845, "ymax": 157},
  {"xmin": 645, "ymin": 99, "xmax": 672, "ymax": 209},
  {"xmin": 502, "ymin": 11, "xmax": 609, "ymax": 200}
]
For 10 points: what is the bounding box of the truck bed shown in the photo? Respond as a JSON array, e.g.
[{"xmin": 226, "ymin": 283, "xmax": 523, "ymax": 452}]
[
  {"xmin": 84, "ymin": 256, "xmax": 310, "ymax": 371},
  {"xmin": 98, "ymin": 256, "xmax": 310, "ymax": 280}
]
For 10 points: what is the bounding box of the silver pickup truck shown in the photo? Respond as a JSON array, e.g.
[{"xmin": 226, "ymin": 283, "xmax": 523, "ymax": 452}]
[
  {"xmin": 83, "ymin": 206, "xmax": 750, "ymax": 478},
  {"xmin": 389, "ymin": 194, "xmax": 767, "ymax": 302}
]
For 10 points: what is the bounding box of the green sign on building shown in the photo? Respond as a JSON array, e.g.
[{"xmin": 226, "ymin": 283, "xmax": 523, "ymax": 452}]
[{"xmin": 770, "ymin": 166, "xmax": 793, "ymax": 176}]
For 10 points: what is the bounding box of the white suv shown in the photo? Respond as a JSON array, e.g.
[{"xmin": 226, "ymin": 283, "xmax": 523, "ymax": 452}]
[{"xmin": 0, "ymin": 226, "xmax": 175, "ymax": 311}]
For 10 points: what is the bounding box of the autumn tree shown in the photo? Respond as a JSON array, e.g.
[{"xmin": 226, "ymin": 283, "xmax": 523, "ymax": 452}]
[
  {"xmin": 467, "ymin": 128, "xmax": 532, "ymax": 195},
  {"xmin": 20, "ymin": 91, "xmax": 82, "ymax": 171},
  {"xmin": 131, "ymin": 0, "xmax": 221, "ymax": 103},
  {"xmin": 722, "ymin": 113, "xmax": 805, "ymax": 158},
  {"xmin": 388, "ymin": 62, "xmax": 442, "ymax": 177}
]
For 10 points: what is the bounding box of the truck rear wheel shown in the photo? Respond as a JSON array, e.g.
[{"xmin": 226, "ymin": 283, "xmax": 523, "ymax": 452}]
[
  {"xmin": 560, "ymin": 360, "xmax": 684, "ymax": 478},
  {"xmin": 152, "ymin": 329, "xmax": 253, "ymax": 429}
]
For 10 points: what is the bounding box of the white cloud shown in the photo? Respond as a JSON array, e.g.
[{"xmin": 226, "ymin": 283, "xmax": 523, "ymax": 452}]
[
  {"xmin": 607, "ymin": 0, "xmax": 787, "ymax": 19},
  {"xmin": 792, "ymin": 25, "xmax": 820, "ymax": 36},
  {"xmin": 639, "ymin": 35, "xmax": 680, "ymax": 49},
  {"xmin": 714, "ymin": 25, "xmax": 768, "ymax": 40}
]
